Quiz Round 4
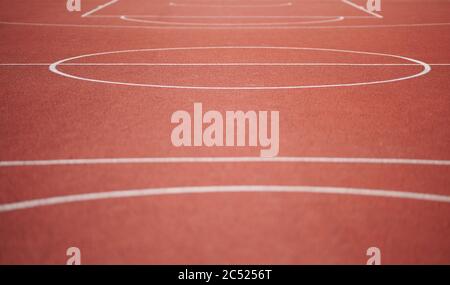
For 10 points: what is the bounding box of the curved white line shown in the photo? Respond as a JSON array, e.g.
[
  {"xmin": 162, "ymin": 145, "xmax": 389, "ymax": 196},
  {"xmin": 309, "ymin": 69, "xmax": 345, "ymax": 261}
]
[
  {"xmin": 48, "ymin": 46, "xmax": 431, "ymax": 90},
  {"xmin": 1, "ymin": 156, "xmax": 450, "ymax": 167},
  {"xmin": 1, "ymin": 185, "xmax": 450, "ymax": 213},
  {"xmin": 119, "ymin": 15, "xmax": 344, "ymax": 26},
  {"xmin": 168, "ymin": 1, "xmax": 292, "ymax": 7},
  {"xmin": 2, "ymin": 20, "xmax": 450, "ymax": 30}
]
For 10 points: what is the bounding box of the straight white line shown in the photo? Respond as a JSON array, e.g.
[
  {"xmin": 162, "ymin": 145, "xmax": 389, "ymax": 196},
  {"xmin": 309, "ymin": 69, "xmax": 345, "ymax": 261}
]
[
  {"xmin": 81, "ymin": 0, "xmax": 119, "ymax": 18},
  {"xmin": 1, "ymin": 156, "xmax": 450, "ymax": 167},
  {"xmin": 1, "ymin": 185, "xmax": 449, "ymax": 213},
  {"xmin": 3, "ymin": 20, "xmax": 450, "ymax": 29},
  {"xmin": 1, "ymin": 63, "xmax": 450, "ymax": 66},
  {"xmin": 87, "ymin": 15, "xmax": 374, "ymax": 19},
  {"xmin": 168, "ymin": 1, "xmax": 292, "ymax": 7},
  {"xmin": 418, "ymin": 63, "xmax": 450, "ymax": 66},
  {"xmin": 0, "ymin": 63, "xmax": 51, "ymax": 66},
  {"xmin": 341, "ymin": 0, "xmax": 383, "ymax": 18}
]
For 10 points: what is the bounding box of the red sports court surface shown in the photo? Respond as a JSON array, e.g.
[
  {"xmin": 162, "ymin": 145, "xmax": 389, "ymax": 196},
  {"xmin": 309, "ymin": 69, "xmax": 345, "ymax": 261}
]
[{"xmin": 0, "ymin": 0, "xmax": 449, "ymax": 264}]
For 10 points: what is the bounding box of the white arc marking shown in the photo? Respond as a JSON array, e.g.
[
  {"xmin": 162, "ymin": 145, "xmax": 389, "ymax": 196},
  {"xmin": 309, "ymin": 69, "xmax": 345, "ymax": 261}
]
[
  {"xmin": 1, "ymin": 185, "xmax": 450, "ymax": 213},
  {"xmin": 119, "ymin": 15, "xmax": 344, "ymax": 26},
  {"xmin": 2, "ymin": 20, "xmax": 450, "ymax": 30},
  {"xmin": 1, "ymin": 156, "xmax": 450, "ymax": 167}
]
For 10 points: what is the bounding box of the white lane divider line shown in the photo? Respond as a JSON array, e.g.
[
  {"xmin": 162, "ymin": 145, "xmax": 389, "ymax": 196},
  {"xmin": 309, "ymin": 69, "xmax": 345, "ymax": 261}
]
[
  {"xmin": 1, "ymin": 156, "xmax": 450, "ymax": 167},
  {"xmin": 82, "ymin": 0, "xmax": 120, "ymax": 18},
  {"xmin": 1, "ymin": 185, "xmax": 450, "ymax": 213},
  {"xmin": 168, "ymin": 1, "xmax": 293, "ymax": 8},
  {"xmin": 341, "ymin": 0, "xmax": 383, "ymax": 18}
]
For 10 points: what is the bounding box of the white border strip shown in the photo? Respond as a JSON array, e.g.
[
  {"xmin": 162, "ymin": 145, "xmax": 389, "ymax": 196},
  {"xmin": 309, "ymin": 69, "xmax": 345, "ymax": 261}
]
[
  {"xmin": 1, "ymin": 185, "xmax": 449, "ymax": 213},
  {"xmin": 341, "ymin": 0, "xmax": 383, "ymax": 18},
  {"xmin": 81, "ymin": 0, "xmax": 119, "ymax": 18},
  {"xmin": 1, "ymin": 156, "xmax": 450, "ymax": 167}
]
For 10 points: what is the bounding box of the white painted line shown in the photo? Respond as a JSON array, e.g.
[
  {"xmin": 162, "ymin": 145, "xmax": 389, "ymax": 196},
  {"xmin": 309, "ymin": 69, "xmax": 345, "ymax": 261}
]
[
  {"xmin": 1, "ymin": 185, "xmax": 449, "ymax": 213},
  {"xmin": 47, "ymin": 46, "xmax": 431, "ymax": 90},
  {"xmin": 81, "ymin": 0, "xmax": 119, "ymax": 18},
  {"xmin": 341, "ymin": 0, "xmax": 383, "ymax": 18},
  {"xmin": 88, "ymin": 15, "xmax": 374, "ymax": 19},
  {"xmin": 2, "ymin": 20, "xmax": 450, "ymax": 30},
  {"xmin": 120, "ymin": 15, "xmax": 344, "ymax": 26},
  {"xmin": 0, "ymin": 63, "xmax": 51, "ymax": 66},
  {"xmin": 1, "ymin": 156, "xmax": 450, "ymax": 167},
  {"xmin": 169, "ymin": 1, "xmax": 292, "ymax": 7},
  {"xmin": 2, "ymin": 63, "xmax": 450, "ymax": 66}
]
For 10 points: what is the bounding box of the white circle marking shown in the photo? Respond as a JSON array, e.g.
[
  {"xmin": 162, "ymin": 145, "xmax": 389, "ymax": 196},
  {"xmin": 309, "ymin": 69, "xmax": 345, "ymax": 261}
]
[{"xmin": 49, "ymin": 46, "xmax": 431, "ymax": 90}]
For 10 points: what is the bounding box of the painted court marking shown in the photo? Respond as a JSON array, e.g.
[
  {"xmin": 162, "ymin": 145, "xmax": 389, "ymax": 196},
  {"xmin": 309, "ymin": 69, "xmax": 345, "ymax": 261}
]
[
  {"xmin": 341, "ymin": 0, "xmax": 383, "ymax": 18},
  {"xmin": 88, "ymin": 15, "xmax": 376, "ymax": 19},
  {"xmin": 1, "ymin": 156, "xmax": 450, "ymax": 167},
  {"xmin": 77, "ymin": 0, "xmax": 381, "ymax": 27},
  {"xmin": 4, "ymin": 0, "xmax": 449, "ymax": 29},
  {"xmin": 90, "ymin": 13, "xmax": 366, "ymax": 27},
  {"xmin": 3, "ymin": 20, "xmax": 450, "ymax": 29},
  {"xmin": 119, "ymin": 15, "xmax": 344, "ymax": 26},
  {"xmin": 3, "ymin": 63, "xmax": 450, "ymax": 67},
  {"xmin": 1, "ymin": 185, "xmax": 449, "ymax": 213},
  {"xmin": 168, "ymin": 1, "xmax": 293, "ymax": 8},
  {"xmin": 78, "ymin": 0, "xmax": 380, "ymax": 27},
  {"xmin": 81, "ymin": 0, "xmax": 120, "ymax": 18},
  {"xmin": 47, "ymin": 46, "xmax": 431, "ymax": 90}
]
